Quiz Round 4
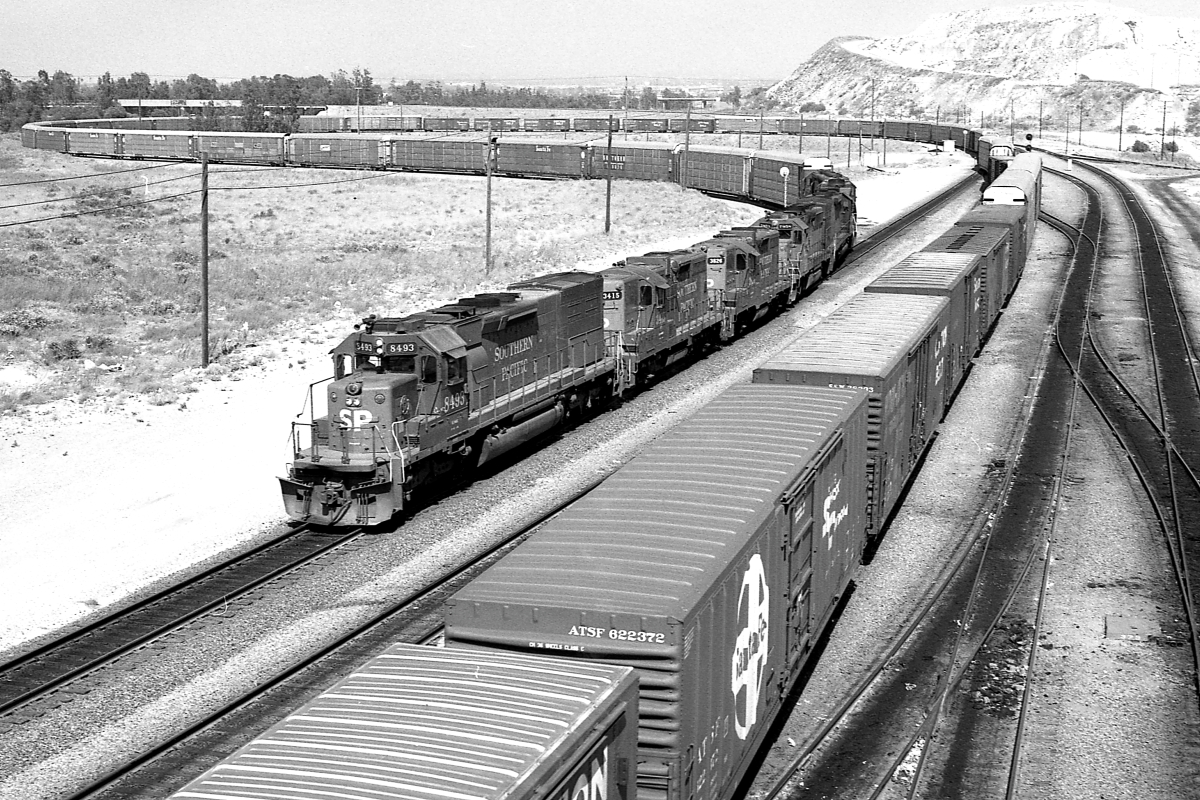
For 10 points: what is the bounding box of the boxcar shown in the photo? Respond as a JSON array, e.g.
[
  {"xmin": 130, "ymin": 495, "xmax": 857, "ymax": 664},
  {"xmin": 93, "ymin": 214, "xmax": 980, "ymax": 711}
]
[
  {"xmin": 976, "ymin": 136, "xmax": 1016, "ymax": 181},
  {"xmin": 532, "ymin": 117, "xmax": 572, "ymax": 133},
  {"xmin": 589, "ymin": 140, "xmax": 676, "ymax": 182},
  {"xmin": 66, "ymin": 129, "xmax": 122, "ymax": 156},
  {"xmin": 908, "ymin": 122, "xmax": 933, "ymax": 143},
  {"xmin": 482, "ymin": 117, "xmax": 521, "ymax": 132},
  {"xmin": 753, "ymin": 292, "xmax": 950, "ymax": 538},
  {"xmin": 749, "ymin": 151, "xmax": 808, "ymax": 208},
  {"xmin": 20, "ymin": 124, "xmax": 37, "ymax": 149},
  {"xmin": 572, "ymin": 116, "xmax": 621, "ymax": 132},
  {"xmin": 623, "ymin": 116, "xmax": 669, "ymax": 133},
  {"xmin": 930, "ymin": 124, "xmax": 953, "ymax": 145},
  {"xmin": 671, "ymin": 116, "xmax": 715, "ymax": 133},
  {"xmin": 865, "ymin": 252, "xmax": 985, "ymax": 408},
  {"xmin": 495, "ymin": 137, "xmax": 589, "ymax": 178},
  {"xmin": 287, "ymin": 133, "xmax": 387, "ymax": 168},
  {"xmin": 922, "ymin": 222, "xmax": 1012, "ymax": 330},
  {"xmin": 32, "ymin": 127, "xmax": 70, "ymax": 152},
  {"xmin": 422, "ymin": 116, "xmax": 474, "ymax": 131},
  {"xmin": 679, "ymin": 144, "xmax": 750, "ymax": 196},
  {"xmin": 713, "ymin": 116, "xmax": 775, "ymax": 134},
  {"xmin": 389, "ymin": 136, "xmax": 489, "ymax": 173},
  {"xmin": 151, "ymin": 117, "xmax": 197, "ymax": 131},
  {"xmin": 838, "ymin": 119, "xmax": 882, "ymax": 138},
  {"xmin": 448, "ymin": 383, "xmax": 871, "ymax": 800},
  {"xmin": 122, "ymin": 131, "xmax": 194, "ymax": 160},
  {"xmin": 298, "ymin": 115, "xmax": 341, "ymax": 133},
  {"xmin": 954, "ymin": 205, "xmax": 1033, "ymax": 300},
  {"xmin": 195, "ymin": 132, "xmax": 286, "ymax": 164},
  {"xmin": 170, "ymin": 644, "xmax": 639, "ymax": 800},
  {"xmin": 798, "ymin": 118, "xmax": 839, "ymax": 136}
]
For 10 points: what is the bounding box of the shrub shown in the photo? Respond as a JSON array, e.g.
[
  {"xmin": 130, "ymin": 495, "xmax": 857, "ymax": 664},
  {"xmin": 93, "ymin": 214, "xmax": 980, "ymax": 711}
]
[
  {"xmin": 47, "ymin": 338, "xmax": 83, "ymax": 360},
  {"xmin": 1130, "ymin": 140, "xmax": 1150, "ymax": 153}
]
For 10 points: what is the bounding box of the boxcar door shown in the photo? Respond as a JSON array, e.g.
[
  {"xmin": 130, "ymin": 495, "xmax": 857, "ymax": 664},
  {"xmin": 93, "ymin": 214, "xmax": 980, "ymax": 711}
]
[
  {"xmin": 907, "ymin": 338, "xmax": 932, "ymax": 467},
  {"xmin": 781, "ymin": 477, "xmax": 815, "ymax": 681}
]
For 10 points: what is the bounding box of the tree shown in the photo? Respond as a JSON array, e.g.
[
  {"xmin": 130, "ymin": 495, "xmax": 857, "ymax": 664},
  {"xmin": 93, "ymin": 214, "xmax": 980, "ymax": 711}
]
[
  {"xmin": 95, "ymin": 71, "xmax": 116, "ymax": 110},
  {"xmin": 1186, "ymin": 100, "xmax": 1200, "ymax": 136},
  {"xmin": 1130, "ymin": 139, "xmax": 1150, "ymax": 153},
  {"xmin": 639, "ymin": 86, "xmax": 658, "ymax": 110},
  {"xmin": 798, "ymin": 101, "xmax": 826, "ymax": 113},
  {"xmin": 722, "ymin": 85, "xmax": 742, "ymax": 108},
  {"xmin": 49, "ymin": 71, "xmax": 77, "ymax": 106},
  {"xmin": 0, "ymin": 70, "xmax": 14, "ymax": 105}
]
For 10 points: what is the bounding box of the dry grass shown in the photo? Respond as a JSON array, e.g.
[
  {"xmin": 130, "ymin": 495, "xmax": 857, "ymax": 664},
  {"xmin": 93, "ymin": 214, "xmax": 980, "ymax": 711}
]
[{"xmin": 0, "ymin": 133, "xmax": 761, "ymax": 411}]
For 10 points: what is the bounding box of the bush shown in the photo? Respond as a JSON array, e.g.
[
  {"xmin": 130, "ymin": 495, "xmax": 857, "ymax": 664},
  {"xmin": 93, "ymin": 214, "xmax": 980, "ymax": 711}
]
[
  {"xmin": 47, "ymin": 339, "xmax": 83, "ymax": 361},
  {"xmin": 1130, "ymin": 140, "xmax": 1151, "ymax": 153}
]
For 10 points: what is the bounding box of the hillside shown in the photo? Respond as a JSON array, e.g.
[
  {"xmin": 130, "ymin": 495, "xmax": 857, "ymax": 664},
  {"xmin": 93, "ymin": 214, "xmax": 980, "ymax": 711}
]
[{"xmin": 769, "ymin": 2, "xmax": 1200, "ymax": 134}]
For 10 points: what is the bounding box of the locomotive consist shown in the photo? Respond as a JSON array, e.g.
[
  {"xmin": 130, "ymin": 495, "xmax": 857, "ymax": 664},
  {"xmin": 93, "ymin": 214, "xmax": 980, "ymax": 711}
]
[
  {"xmin": 174, "ymin": 153, "xmax": 1043, "ymax": 800},
  {"xmin": 281, "ymin": 182, "xmax": 857, "ymax": 525}
]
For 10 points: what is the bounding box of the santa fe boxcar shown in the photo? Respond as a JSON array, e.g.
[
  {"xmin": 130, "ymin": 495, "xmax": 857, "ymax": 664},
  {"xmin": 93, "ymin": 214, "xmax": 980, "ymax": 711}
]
[
  {"xmin": 752, "ymin": 293, "xmax": 950, "ymax": 539},
  {"xmin": 447, "ymin": 383, "xmax": 870, "ymax": 800}
]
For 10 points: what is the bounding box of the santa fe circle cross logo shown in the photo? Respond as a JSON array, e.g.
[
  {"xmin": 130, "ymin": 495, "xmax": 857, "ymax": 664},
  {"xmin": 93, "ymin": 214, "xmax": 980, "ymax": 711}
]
[{"xmin": 732, "ymin": 553, "xmax": 770, "ymax": 740}]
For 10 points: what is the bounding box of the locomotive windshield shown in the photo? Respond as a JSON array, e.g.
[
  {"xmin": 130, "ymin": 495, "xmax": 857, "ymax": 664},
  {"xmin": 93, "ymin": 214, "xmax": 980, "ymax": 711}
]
[{"xmin": 354, "ymin": 354, "xmax": 417, "ymax": 374}]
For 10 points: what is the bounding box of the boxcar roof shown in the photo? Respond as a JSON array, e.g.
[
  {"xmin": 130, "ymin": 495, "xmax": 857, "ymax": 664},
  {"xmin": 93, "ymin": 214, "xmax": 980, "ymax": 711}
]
[
  {"xmin": 755, "ymin": 293, "xmax": 947, "ymax": 380},
  {"xmin": 454, "ymin": 384, "xmax": 868, "ymax": 619},
  {"xmin": 172, "ymin": 645, "xmax": 632, "ymax": 800},
  {"xmin": 923, "ymin": 222, "xmax": 1010, "ymax": 255},
  {"xmin": 866, "ymin": 252, "xmax": 982, "ymax": 294}
]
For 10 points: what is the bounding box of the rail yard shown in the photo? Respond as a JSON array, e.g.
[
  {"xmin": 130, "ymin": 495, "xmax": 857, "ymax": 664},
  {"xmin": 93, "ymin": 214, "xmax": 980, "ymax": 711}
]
[{"xmin": 1, "ymin": 116, "xmax": 1199, "ymax": 800}]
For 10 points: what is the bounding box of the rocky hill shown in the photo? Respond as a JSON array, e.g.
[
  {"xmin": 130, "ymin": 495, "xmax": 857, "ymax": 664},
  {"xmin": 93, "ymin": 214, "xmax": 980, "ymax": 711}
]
[{"xmin": 768, "ymin": 2, "xmax": 1200, "ymax": 134}]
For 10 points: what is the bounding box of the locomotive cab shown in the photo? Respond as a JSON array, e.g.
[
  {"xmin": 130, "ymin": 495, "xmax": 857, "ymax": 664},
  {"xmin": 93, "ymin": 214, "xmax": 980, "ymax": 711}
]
[{"xmin": 281, "ymin": 325, "xmax": 470, "ymax": 527}]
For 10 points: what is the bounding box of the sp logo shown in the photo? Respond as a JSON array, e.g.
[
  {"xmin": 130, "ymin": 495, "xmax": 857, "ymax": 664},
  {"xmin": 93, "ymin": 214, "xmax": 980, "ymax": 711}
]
[
  {"xmin": 338, "ymin": 409, "xmax": 373, "ymax": 429},
  {"xmin": 732, "ymin": 553, "xmax": 769, "ymax": 740}
]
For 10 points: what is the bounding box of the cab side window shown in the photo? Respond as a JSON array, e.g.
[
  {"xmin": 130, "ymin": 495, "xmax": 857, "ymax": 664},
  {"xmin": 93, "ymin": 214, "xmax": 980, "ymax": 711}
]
[
  {"xmin": 445, "ymin": 355, "xmax": 466, "ymax": 384},
  {"xmin": 420, "ymin": 355, "xmax": 438, "ymax": 383}
]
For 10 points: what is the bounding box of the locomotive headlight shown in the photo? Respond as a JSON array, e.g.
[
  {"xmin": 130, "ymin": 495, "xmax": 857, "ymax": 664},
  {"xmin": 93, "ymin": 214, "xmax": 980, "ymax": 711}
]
[
  {"xmin": 374, "ymin": 393, "xmax": 386, "ymax": 404},
  {"xmin": 375, "ymin": 338, "xmax": 385, "ymax": 355},
  {"xmin": 346, "ymin": 383, "xmax": 361, "ymax": 396},
  {"xmin": 330, "ymin": 391, "xmax": 338, "ymax": 402}
]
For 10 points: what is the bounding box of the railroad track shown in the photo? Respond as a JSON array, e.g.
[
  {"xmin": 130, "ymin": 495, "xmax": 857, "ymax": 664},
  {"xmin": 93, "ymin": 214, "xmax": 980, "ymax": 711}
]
[
  {"xmin": 60, "ymin": 477, "xmax": 606, "ymax": 800},
  {"xmin": 0, "ymin": 524, "xmax": 366, "ymax": 727},
  {"xmin": 750, "ymin": 199, "xmax": 1076, "ymax": 800},
  {"xmin": 892, "ymin": 165, "xmax": 1200, "ymax": 798}
]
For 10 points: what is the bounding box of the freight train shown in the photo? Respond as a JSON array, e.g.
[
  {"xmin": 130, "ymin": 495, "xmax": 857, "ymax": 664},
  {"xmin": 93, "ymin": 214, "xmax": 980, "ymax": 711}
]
[
  {"xmin": 170, "ymin": 149, "xmax": 1043, "ymax": 800},
  {"xmin": 20, "ymin": 115, "xmax": 977, "ymax": 209},
  {"xmin": 281, "ymin": 178, "xmax": 857, "ymax": 525}
]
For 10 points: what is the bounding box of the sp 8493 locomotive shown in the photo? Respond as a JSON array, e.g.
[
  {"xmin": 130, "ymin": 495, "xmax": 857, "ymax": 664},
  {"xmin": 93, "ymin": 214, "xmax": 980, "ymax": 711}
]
[{"xmin": 280, "ymin": 183, "xmax": 856, "ymax": 526}]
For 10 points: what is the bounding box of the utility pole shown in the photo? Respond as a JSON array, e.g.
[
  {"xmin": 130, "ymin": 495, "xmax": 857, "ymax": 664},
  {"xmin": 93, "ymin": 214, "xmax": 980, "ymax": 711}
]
[
  {"xmin": 355, "ymin": 85, "xmax": 362, "ymax": 132},
  {"xmin": 758, "ymin": 109, "xmax": 764, "ymax": 149},
  {"xmin": 1078, "ymin": 100, "xmax": 1084, "ymax": 146},
  {"xmin": 1039, "ymin": 100, "xmax": 1044, "ymax": 140},
  {"xmin": 485, "ymin": 123, "xmax": 493, "ymax": 273},
  {"xmin": 1161, "ymin": 100, "xmax": 1168, "ymax": 158},
  {"xmin": 883, "ymin": 119, "xmax": 888, "ymax": 166},
  {"xmin": 1118, "ymin": 97, "xmax": 1124, "ymax": 151},
  {"xmin": 799, "ymin": 113, "xmax": 804, "ymax": 154},
  {"xmin": 1064, "ymin": 107, "xmax": 1070, "ymax": 155},
  {"xmin": 200, "ymin": 153, "xmax": 209, "ymax": 367},
  {"xmin": 605, "ymin": 114, "xmax": 614, "ymax": 233},
  {"xmin": 681, "ymin": 103, "xmax": 692, "ymax": 189},
  {"xmin": 870, "ymin": 78, "xmax": 876, "ymax": 149},
  {"xmin": 1009, "ymin": 98, "xmax": 1014, "ymax": 140}
]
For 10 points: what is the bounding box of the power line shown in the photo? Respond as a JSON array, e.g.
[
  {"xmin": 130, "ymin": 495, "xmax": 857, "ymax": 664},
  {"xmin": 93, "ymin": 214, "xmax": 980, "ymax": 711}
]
[
  {"xmin": 0, "ymin": 170, "xmax": 202, "ymax": 211},
  {"xmin": 0, "ymin": 160, "xmax": 176, "ymax": 188},
  {"xmin": 0, "ymin": 189, "xmax": 200, "ymax": 228}
]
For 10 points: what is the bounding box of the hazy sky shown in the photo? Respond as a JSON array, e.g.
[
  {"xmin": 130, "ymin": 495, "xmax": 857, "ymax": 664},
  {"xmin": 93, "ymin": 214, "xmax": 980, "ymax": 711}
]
[{"xmin": 5, "ymin": 0, "xmax": 1200, "ymax": 85}]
